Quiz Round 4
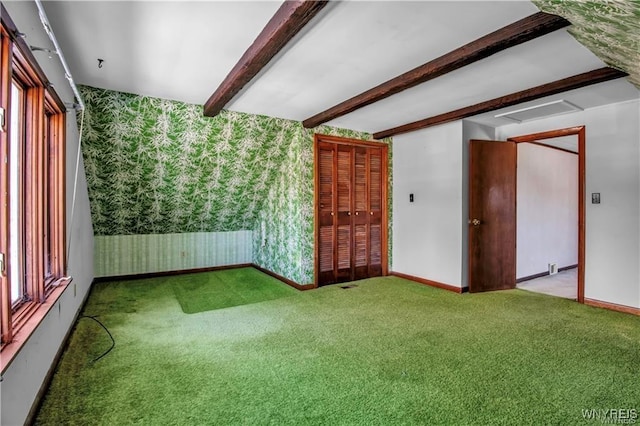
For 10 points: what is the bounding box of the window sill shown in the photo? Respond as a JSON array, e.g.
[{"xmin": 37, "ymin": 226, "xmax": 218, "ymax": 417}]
[{"xmin": 0, "ymin": 276, "xmax": 72, "ymax": 375}]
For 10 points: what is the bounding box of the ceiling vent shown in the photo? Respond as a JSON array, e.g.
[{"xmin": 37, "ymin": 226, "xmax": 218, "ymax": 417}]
[{"xmin": 495, "ymin": 100, "xmax": 583, "ymax": 123}]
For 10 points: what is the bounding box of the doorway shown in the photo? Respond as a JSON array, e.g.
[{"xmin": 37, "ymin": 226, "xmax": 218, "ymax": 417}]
[
  {"xmin": 508, "ymin": 126, "xmax": 585, "ymax": 303},
  {"xmin": 514, "ymin": 137, "xmax": 578, "ymax": 300},
  {"xmin": 468, "ymin": 126, "xmax": 585, "ymax": 303},
  {"xmin": 314, "ymin": 134, "xmax": 389, "ymax": 286}
]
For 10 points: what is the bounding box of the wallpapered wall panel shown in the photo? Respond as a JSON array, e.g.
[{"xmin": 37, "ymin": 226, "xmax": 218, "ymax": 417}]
[
  {"xmin": 80, "ymin": 86, "xmax": 392, "ymax": 284},
  {"xmin": 534, "ymin": 0, "xmax": 640, "ymax": 87},
  {"xmin": 80, "ymin": 86, "xmax": 301, "ymax": 235},
  {"xmin": 94, "ymin": 232, "xmax": 252, "ymax": 277}
]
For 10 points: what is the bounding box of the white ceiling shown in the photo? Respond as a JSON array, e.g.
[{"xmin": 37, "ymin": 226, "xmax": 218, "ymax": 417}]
[
  {"xmin": 41, "ymin": 1, "xmax": 283, "ymax": 104},
  {"xmin": 36, "ymin": 0, "xmax": 639, "ymax": 136}
]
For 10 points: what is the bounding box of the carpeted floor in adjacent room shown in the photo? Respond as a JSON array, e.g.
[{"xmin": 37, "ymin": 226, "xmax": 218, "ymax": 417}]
[{"xmin": 35, "ymin": 267, "xmax": 640, "ymax": 425}]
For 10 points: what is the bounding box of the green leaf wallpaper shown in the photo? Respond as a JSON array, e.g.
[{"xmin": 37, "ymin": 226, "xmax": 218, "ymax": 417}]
[
  {"xmin": 80, "ymin": 86, "xmax": 392, "ymax": 285},
  {"xmin": 80, "ymin": 86, "xmax": 302, "ymax": 235},
  {"xmin": 534, "ymin": 0, "xmax": 640, "ymax": 88}
]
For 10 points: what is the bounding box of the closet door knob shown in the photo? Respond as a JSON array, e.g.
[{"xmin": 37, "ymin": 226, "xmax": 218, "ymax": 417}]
[
  {"xmin": 370, "ymin": 212, "xmax": 374, "ymax": 215},
  {"xmin": 355, "ymin": 212, "xmax": 359, "ymax": 216},
  {"xmin": 347, "ymin": 212, "xmax": 351, "ymax": 216}
]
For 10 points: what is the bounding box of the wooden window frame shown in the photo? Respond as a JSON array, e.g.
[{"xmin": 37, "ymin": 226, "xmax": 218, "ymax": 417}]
[
  {"xmin": 1, "ymin": 27, "xmax": 13, "ymax": 345},
  {"xmin": 1, "ymin": 8, "xmax": 69, "ymax": 366},
  {"xmin": 44, "ymin": 91, "xmax": 67, "ymax": 294}
]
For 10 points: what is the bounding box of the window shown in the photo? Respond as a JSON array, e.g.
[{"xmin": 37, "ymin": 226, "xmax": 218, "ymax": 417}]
[
  {"xmin": 9, "ymin": 81, "xmax": 24, "ymax": 307},
  {"xmin": 1, "ymin": 11, "xmax": 68, "ymax": 350}
]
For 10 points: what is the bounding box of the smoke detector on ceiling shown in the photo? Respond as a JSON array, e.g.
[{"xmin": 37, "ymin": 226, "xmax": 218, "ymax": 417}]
[{"xmin": 495, "ymin": 99, "xmax": 583, "ymax": 123}]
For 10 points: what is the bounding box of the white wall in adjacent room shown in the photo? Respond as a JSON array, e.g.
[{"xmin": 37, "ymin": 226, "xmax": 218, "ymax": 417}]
[{"xmin": 516, "ymin": 143, "xmax": 578, "ymax": 278}]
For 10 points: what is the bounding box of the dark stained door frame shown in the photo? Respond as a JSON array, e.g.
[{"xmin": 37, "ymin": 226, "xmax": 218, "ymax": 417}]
[
  {"xmin": 314, "ymin": 134, "xmax": 389, "ymax": 287},
  {"xmin": 468, "ymin": 126, "xmax": 585, "ymax": 302},
  {"xmin": 508, "ymin": 126, "xmax": 586, "ymax": 303}
]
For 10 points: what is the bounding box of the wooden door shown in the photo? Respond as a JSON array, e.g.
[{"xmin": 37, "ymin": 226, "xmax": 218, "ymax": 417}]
[
  {"xmin": 367, "ymin": 147, "xmax": 383, "ymax": 278},
  {"xmin": 335, "ymin": 144, "xmax": 353, "ymax": 282},
  {"xmin": 352, "ymin": 147, "xmax": 368, "ymax": 280},
  {"xmin": 315, "ymin": 135, "xmax": 387, "ymax": 286},
  {"xmin": 468, "ymin": 140, "xmax": 517, "ymax": 292},
  {"xmin": 317, "ymin": 142, "xmax": 336, "ymax": 285}
]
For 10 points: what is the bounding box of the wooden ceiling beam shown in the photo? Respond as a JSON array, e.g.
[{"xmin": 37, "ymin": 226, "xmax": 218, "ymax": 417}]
[
  {"xmin": 204, "ymin": 1, "xmax": 328, "ymax": 118},
  {"xmin": 302, "ymin": 11, "xmax": 570, "ymax": 129},
  {"xmin": 372, "ymin": 67, "xmax": 628, "ymax": 139}
]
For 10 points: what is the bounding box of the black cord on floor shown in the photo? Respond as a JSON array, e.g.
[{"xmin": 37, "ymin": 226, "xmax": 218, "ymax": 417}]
[{"xmin": 81, "ymin": 315, "xmax": 115, "ymax": 362}]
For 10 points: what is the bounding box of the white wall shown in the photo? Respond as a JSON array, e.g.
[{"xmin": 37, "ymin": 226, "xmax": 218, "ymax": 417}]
[
  {"xmin": 517, "ymin": 143, "xmax": 578, "ymax": 278},
  {"xmin": 497, "ymin": 98, "xmax": 640, "ymax": 309},
  {"xmin": 392, "ymin": 122, "xmax": 464, "ymax": 287},
  {"xmin": 0, "ymin": 2, "xmax": 95, "ymax": 425}
]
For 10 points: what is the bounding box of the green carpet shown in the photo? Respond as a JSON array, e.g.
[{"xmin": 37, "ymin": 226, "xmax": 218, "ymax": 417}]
[
  {"xmin": 35, "ymin": 271, "xmax": 640, "ymax": 425},
  {"xmin": 170, "ymin": 268, "xmax": 298, "ymax": 313}
]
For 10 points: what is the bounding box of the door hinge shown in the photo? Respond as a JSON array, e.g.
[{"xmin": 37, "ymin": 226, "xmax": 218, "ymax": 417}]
[
  {"xmin": 0, "ymin": 107, "xmax": 5, "ymax": 131},
  {"xmin": 0, "ymin": 253, "xmax": 5, "ymax": 277}
]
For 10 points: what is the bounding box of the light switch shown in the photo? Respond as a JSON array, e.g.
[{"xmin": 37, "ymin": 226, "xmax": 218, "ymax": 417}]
[
  {"xmin": 409, "ymin": 193, "xmax": 414, "ymax": 203},
  {"xmin": 592, "ymin": 193, "xmax": 600, "ymax": 204}
]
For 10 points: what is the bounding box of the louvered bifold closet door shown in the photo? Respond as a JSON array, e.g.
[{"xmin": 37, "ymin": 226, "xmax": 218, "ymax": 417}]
[
  {"xmin": 336, "ymin": 144, "xmax": 353, "ymax": 282},
  {"xmin": 368, "ymin": 147, "xmax": 383, "ymax": 277},
  {"xmin": 316, "ymin": 136, "xmax": 386, "ymax": 286},
  {"xmin": 353, "ymin": 147, "xmax": 369, "ymax": 280},
  {"xmin": 317, "ymin": 142, "xmax": 336, "ymax": 285}
]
